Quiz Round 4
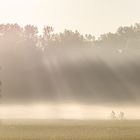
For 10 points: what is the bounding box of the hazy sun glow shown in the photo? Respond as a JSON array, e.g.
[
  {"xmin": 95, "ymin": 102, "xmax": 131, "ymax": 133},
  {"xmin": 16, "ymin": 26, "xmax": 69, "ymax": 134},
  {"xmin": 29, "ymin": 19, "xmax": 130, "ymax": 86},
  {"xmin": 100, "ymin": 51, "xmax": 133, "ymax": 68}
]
[{"xmin": 0, "ymin": 0, "xmax": 140, "ymax": 36}]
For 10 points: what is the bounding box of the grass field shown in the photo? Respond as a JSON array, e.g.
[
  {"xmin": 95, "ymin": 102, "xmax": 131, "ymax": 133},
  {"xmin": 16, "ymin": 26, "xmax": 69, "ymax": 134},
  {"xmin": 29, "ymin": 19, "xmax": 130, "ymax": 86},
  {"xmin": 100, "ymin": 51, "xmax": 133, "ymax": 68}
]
[{"xmin": 0, "ymin": 120, "xmax": 140, "ymax": 140}]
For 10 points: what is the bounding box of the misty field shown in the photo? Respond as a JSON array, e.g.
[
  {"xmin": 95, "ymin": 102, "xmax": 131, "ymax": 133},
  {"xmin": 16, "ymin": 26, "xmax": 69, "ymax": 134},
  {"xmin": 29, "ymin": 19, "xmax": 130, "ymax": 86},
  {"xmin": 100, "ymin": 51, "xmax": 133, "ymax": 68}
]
[{"xmin": 0, "ymin": 120, "xmax": 139, "ymax": 140}]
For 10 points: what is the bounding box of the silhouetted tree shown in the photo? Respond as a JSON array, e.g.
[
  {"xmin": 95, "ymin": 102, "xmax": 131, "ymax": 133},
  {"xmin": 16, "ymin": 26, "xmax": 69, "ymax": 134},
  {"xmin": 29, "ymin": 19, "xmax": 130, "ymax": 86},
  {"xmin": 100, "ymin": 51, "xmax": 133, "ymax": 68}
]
[
  {"xmin": 24, "ymin": 25, "xmax": 38, "ymax": 38},
  {"xmin": 111, "ymin": 111, "xmax": 117, "ymax": 120},
  {"xmin": 43, "ymin": 26, "xmax": 54, "ymax": 46},
  {"xmin": 85, "ymin": 34, "xmax": 95, "ymax": 42}
]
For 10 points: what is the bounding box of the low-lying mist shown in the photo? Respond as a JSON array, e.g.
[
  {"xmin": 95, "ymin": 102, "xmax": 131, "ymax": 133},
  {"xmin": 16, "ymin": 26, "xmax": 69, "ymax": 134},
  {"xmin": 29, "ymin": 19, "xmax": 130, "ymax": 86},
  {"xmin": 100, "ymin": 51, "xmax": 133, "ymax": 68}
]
[{"xmin": 0, "ymin": 103, "xmax": 140, "ymax": 119}]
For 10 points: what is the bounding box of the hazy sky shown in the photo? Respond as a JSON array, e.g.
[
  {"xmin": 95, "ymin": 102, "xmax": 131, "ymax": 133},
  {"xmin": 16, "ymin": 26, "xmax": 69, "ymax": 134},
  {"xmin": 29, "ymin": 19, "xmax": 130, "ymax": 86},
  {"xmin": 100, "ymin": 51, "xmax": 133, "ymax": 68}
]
[{"xmin": 0, "ymin": 0, "xmax": 140, "ymax": 36}]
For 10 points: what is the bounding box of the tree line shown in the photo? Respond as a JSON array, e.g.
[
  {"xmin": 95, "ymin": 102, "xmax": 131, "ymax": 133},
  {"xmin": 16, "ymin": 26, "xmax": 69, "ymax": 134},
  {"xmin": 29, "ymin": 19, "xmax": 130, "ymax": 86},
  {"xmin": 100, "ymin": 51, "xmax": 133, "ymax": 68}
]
[
  {"xmin": 0, "ymin": 24, "xmax": 94, "ymax": 50},
  {"xmin": 96, "ymin": 23, "xmax": 140, "ymax": 50},
  {"xmin": 0, "ymin": 23, "xmax": 140, "ymax": 50}
]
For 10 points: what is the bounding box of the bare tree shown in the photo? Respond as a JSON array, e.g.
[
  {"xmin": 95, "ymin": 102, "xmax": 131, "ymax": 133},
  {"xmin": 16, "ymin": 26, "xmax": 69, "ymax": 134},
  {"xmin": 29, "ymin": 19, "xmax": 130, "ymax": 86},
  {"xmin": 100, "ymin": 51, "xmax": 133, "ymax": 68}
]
[
  {"xmin": 119, "ymin": 112, "xmax": 125, "ymax": 120},
  {"xmin": 111, "ymin": 111, "xmax": 117, "ymax": 120}
]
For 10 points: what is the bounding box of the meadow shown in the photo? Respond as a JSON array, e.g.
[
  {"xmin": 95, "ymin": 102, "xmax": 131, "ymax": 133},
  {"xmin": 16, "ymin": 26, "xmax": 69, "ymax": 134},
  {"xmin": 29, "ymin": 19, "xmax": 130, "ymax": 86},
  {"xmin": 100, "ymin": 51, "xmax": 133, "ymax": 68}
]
[{"xmin": 0, "ymin": 120, "xmax": 139, "ymax": 140}]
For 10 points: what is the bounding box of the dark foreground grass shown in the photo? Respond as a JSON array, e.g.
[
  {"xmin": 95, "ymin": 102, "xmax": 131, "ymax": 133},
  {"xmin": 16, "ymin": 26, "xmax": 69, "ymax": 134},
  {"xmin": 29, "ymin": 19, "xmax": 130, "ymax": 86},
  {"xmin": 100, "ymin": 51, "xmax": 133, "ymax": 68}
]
[{"xmin": 0, "ymin": 120, "xmax": 140, "ymax": 140}]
